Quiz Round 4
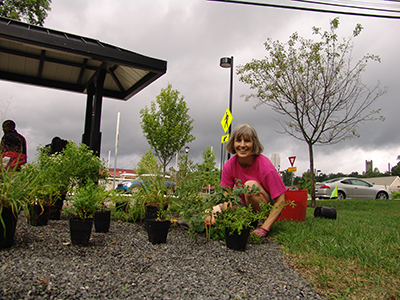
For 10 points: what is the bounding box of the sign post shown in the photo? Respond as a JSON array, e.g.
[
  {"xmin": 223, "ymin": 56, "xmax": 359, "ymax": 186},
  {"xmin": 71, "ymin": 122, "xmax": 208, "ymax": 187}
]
[
  {"xmin": 220, "ymin": 108, "xmax": 233, "ymax": 175},
  {"xmin": 288, "ymin": 156, "xmax": 296, "ymax": 186}
]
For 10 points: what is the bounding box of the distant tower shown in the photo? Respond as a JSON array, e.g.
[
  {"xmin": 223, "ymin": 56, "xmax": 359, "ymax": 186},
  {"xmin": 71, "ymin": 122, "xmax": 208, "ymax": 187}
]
[
  {"xmin": 365, "ymin": 160, "xmax": 373, "ymax": 172},
  {"xmin": 271, "ymin": 153, "xmax": 280, "ymax": 171}
]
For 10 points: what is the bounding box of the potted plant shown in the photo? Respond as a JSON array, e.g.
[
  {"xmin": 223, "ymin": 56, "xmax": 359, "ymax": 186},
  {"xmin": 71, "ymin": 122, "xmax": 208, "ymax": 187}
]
[
  {"xmin": 132, "ymin": 173, "xmax": 173, "ymax": 220},
  {"xmin": 31, "ymin": 142, "xmax": 108, "ymax": 220},
  {"xmin": 21, "ymin": 161, "xmax": 62, "ymax": 226},
  {"xmin": 64, "ymin": 180, "xmax": 104, "ymax": 246},
  {"xmin": 94, "ymin": 188, "xmax": 113, "ymax": 233},
  {"xmin": 132, "ymin": 173, "xmax": 175, "ymax": 243},
  {"xmin": 0, "ymin": 166, "xmax": 38, "ymax": 248},
  {"xmin": 210, "ymin": 182, "xmax": 274, "ymax": 251}
]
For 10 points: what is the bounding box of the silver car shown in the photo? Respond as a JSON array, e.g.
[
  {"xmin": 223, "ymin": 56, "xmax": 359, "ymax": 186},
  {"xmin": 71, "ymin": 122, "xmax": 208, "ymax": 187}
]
[{"xmin": 315, "ymin": 177, "xmax": 392, "ymax": 200}]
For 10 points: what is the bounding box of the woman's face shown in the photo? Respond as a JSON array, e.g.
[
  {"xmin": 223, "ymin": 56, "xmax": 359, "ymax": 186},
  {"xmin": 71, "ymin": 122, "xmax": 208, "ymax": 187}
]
[{"xmin": 234, "ymin": 134, "xmax": 253, "ymax": 159}]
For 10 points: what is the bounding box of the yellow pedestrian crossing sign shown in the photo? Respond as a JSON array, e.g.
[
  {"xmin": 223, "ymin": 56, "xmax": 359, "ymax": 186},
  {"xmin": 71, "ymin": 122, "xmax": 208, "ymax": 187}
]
[
  {"xmin": 220, "ymin": 108, "xmax": 233, "ymax": 133},
  {"xmin": 221, "ymin": 134, "xmax": 229, "ymax": 143}
]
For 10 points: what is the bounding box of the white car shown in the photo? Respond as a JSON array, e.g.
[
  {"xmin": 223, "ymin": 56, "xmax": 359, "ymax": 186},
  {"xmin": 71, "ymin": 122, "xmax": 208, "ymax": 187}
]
[{"xmin": 315, "ymin": 177, "xmax": 392, "ymax": 200}]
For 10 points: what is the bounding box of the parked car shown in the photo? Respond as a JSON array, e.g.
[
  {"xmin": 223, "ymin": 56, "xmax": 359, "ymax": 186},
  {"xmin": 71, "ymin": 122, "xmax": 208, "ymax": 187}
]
[
  {"xmin": 116, "ymin": 175, "xmax": 175, "ymax": 194},
  {"xmin": 315, "ymin": 177, "xmax": 392, "ymax": 200},
  {"xmin": 116, "ymin": 180, "xmax": 142, "ymax": 193}
]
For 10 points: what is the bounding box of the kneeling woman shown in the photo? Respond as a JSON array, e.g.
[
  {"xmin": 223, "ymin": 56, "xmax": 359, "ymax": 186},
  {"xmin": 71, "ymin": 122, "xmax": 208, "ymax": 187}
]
[{"xmin": 209, "ymin": 123, "xmax": 287, "ymax": 237}]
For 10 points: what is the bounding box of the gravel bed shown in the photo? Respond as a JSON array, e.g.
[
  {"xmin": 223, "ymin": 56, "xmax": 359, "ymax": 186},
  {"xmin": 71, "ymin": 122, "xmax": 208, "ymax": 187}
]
[{"xmin": 1, "ymin": 214, "xmax": 324, "ymax": 299}]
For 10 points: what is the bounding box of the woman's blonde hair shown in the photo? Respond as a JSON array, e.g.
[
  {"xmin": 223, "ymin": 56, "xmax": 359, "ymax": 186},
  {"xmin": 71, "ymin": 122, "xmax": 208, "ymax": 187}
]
[{"xmin": 225, "ymin": 123, "xmax": 264, "ymax": 155}]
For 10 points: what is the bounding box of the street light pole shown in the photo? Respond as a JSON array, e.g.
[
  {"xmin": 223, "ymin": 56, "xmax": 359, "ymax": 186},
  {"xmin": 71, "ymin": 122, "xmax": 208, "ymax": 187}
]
[{"xmin": 220, "ymin": 56, "xmax": 234, "ymax": 160}]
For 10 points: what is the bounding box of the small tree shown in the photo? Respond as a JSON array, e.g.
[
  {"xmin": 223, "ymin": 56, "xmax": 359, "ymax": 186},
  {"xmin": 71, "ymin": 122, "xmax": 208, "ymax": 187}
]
[
  {"xmin": 197, "ymin": 145, "xmax": 220, "ymax": 190},
  {"xmin": 0, "ymin": 0, "xmax": 51, "ymax": 26},
  {"xmin": 392, "ymin": 162, "xmax": 400, "ymax": 177},
  {"xmin": 237, "ymin": 18, "xmax": 386, "ymax": 207},
  {"xmin": 135, "ymin": 150, "xmax": 159, "ymax": 175},
  {"xmin": 140, "ymin": 84, "xmax": 195, "ymax": 174}
]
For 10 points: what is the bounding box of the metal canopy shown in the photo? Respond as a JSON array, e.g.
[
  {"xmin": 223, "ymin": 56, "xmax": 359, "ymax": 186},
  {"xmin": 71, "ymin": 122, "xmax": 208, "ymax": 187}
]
[{"xmin": 0, "ymin": 16, "xmax": 167, "ymax": 156}]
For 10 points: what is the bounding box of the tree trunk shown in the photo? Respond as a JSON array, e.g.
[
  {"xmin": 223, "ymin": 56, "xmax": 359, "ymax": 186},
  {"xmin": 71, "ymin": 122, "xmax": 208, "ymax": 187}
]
[{"xmin": 308, "ymin": 142, "xmax": 316, "ymax": 207}]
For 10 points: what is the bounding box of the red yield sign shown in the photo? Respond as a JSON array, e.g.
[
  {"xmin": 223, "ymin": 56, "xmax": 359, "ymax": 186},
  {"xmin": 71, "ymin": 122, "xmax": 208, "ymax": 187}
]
[{"xmin": 288, "ymin": 156, "xmax": 296, "ymax": 167}]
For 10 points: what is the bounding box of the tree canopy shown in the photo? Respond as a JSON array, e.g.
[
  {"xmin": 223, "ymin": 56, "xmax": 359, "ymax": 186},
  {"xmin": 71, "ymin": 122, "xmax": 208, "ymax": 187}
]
[
  {"xmin": 140, "ymin": 84, "xmax": 195, "ymax": 174},
  {"xmin": 0, "ymin": 0, "xmax": 51, "ymax": 26},
  {"xmin": 237, "ymin": 17, "xmax": 386, "ymax": 206}
]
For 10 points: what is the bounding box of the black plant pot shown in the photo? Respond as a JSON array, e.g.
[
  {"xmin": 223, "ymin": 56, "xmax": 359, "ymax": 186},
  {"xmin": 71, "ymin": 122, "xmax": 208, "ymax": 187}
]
[
  {"xmin": 225, "ymin": 227, "xmax": 251, "ymax": 251},
  {"xmin": 94, "ymin": 210, "xmax": 111, "ymax": 233},
  {"xmin": 314, "ymin": 206, "xmax": 337, "ymax": 219},
  {"xmin": 145, "ymin": 219, "xmax": 171, "ymax": 244},
  {"xmin": 145, "ymin": 205, "xmax": 159, "ymax": 220},
  {"xmin": 48, "ymin": 198, "xmax": 64, "ymax": 220},
  {"xmin": 69, "ymin": 218, "xmax": 93, "ymax": 246},
  {"xmin": 0, "ymin": 207, "xmax": 18, "ymax": 249},
  {"xmin": 29, "ymin": 204, "xmax": 49, "ymax": 226}
]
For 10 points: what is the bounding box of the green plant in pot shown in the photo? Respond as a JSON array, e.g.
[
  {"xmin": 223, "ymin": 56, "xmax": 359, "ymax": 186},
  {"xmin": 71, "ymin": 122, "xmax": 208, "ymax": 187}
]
[
  {"xmin": 33, "ymin": 142, "xmax": 108, "ymax": 220},
  {"xmin": 22, "ymin": 160, "xmax": 64, "ymax": 225},
  {"xmin": 210, "ymin": 181, "xmax": 273, "ymax": 250},
  {"xmin": 0, "ymin": 166, "xmax": 38, "ymax": 248},
  {"xmin": 132, "ymin": 173, "xmax": 175, "ymax": 243},
  {"xmin": 134, "ymin": 173, "xmax": 174, "ymax": 221},
  {"xmin": 64, "ymin": 180, "xmax": 104, "ymax": 246},
  {"xmin": 144, "ymin": 203, "xmax": 173, "ymax": 244},
  {"xmin": 93, "ymin": 187, "xmax": 113, "ymax": 233}
]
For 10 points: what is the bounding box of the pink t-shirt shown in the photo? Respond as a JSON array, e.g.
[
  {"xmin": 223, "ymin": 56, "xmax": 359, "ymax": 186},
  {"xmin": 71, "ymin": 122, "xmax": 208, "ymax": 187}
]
[{"xmin": 221, "ymin": 154, "xmax": 286, "ymax": 203}]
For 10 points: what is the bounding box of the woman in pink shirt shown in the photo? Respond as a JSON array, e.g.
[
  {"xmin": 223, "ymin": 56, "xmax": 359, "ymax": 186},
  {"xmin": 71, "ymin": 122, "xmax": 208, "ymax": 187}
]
[{"xmin": 211, "ymin": 123, "xmax": 287, "ymax": 237}]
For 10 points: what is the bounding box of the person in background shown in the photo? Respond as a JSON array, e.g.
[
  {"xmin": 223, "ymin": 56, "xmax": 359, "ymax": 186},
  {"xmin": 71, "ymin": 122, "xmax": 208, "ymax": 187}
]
[
  {"xmin": 0, "ymin": 120, "xmax": 27, "ymax": 170},
  {"xmin": 208, "ymin": 123, "xmax": 287, "ymax": 237}
]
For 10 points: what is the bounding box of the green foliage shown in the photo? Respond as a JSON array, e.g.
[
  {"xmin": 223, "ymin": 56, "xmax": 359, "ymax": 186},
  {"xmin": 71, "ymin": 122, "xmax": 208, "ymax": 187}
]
[
  {"xmin": 25, "ymin": 142, "xmax": 107, "ymax": 207},
  {"xmin": 64, "ymin": 180, "xmax": 107, "ymax": 220},
  {"xmin": 391, "ymin": 161, "xmax": 400, "ymax": 176},
  {"xmin": 0, "ymin": 166, "xmax": 39, "ymax": 233},
  {"xmin": 297, "ymin": 171, "xmax": 312, "ymax": 193},
  {"xmin": 59, "ymin": 142, "xmax": 107, "ymax": 188},
  {"xmin": 281, "ymin": 169, "xmax": 295, "ymax": 187},
  {"xmin": 0, "ymin": 0, "xmax": 51, "ymax": 26},
  {"xmin": 140, "ymin": 83, "xmax": 195, "ymax": 174},
  {"xmin": 135, "ymin": 150, "xmax": 160, "ymax": 175},
  {"xmin": 213, "ymin": 186, "xmax": 273, "ymax": 236},
  {"xmin": 173, "ymin": 184, "xmax": 212, "ymax": 239},
  {"xmin": 196, "ymin": 146, "xmax": 220, "ymax": 189},
  {"xmin": 391, "ymin": 191, "xmax": 400, "ymax": 199}
]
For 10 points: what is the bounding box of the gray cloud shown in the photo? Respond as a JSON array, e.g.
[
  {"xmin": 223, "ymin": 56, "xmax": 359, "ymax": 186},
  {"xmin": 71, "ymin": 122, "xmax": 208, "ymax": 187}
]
[{"xmin": 1, "ymin": 0, "xmax": 399, "ymax": 175}]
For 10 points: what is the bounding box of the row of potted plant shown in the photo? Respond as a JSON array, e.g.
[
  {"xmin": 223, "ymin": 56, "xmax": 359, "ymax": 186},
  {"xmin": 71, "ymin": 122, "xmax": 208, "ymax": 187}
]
[
  {"xmin": 116, "ymin": 170, "xmax": 281, "ymax": 249},
  {"xmin": 0, "ymin": 141, "xmax": 108, "ymax": 248},
  {"xmin": 1, "ymin": 142, "xmax": 289, "ymax": 250}
]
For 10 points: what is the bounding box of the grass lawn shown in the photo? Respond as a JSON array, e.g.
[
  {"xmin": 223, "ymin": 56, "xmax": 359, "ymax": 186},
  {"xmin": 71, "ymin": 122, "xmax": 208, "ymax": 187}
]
[{"xmin": 270, "ymin": 199, "xmax": 400, "ymax": 300}]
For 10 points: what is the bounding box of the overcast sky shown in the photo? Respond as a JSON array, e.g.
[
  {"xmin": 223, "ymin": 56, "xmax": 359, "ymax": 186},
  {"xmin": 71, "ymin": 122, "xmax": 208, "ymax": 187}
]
[{"xmin": 1, "ymin": 0, "xmax": 399, "ymax": 176}]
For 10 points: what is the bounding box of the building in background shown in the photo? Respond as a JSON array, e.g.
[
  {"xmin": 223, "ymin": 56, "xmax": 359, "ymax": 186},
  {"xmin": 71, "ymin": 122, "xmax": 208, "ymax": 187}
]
[{"xmin": 271, "ymin": 153, "xmax": 280, "ymax": 171}]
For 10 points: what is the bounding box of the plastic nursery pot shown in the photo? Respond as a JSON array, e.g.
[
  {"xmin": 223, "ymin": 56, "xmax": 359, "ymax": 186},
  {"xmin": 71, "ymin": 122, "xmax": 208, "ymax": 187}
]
[
  {"xmin": 314, "ymin": 206, "xmax": 337, "ymax": 219},
  {"xmin": 0, "ymin": 207, "xmax": 18, "ymax": 249},
  {"xmin": 145, "ymin": 205, "xmax": 159, "ymax": 220},
  {"xmin": 94, "ymin": 210, "xmax": 111, "ymax": 233},
  {"xmin": 69, "ymin": 218, "xmax": 94, "ymax": 246},
  {"xmin": 225, "ymin": 227, "xmax": 251, "ymax": 251},
  {"xmin": 29, "ymin": 204, "xmax": 49, "ymax": 226},
  {"xmin": 48, "ymin": 198, "xmax": 64, "ymax": 220},
  {"xmin": 145, "ymin": 219, "xmax": 171, "ymax": 244}
]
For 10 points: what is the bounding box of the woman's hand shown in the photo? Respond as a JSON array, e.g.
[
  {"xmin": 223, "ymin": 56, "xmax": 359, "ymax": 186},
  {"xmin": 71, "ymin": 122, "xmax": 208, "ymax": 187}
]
[{"xmin": 204, "ymin": 204, "xmax": 222, "ymax": 225}]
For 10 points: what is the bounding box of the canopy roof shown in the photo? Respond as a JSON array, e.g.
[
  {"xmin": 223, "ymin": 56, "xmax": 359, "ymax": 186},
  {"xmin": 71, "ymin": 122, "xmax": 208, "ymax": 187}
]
[{"xmin": 0, "ymin": 16, "xmax": 167, "ymax": 100}]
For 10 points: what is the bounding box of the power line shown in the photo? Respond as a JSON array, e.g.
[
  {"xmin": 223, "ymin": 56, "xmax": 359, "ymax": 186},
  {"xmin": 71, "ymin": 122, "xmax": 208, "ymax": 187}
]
[
  {"xmin": 293, "ymin": 0, "xmax": 400, "ymax": 14},
  {"xmin": 207, "ymin": 0, "xmax": 400, "ymax": 18}
]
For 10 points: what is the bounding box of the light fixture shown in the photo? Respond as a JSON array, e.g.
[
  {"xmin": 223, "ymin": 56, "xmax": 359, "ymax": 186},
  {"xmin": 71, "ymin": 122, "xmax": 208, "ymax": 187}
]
[
  {"xmin": 220, "ymin": 57, "xmax": 232, "ymax": 68},
  {"xmin": 185, "ymin": 146, "xmax": 190, "ymax": 154}
]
